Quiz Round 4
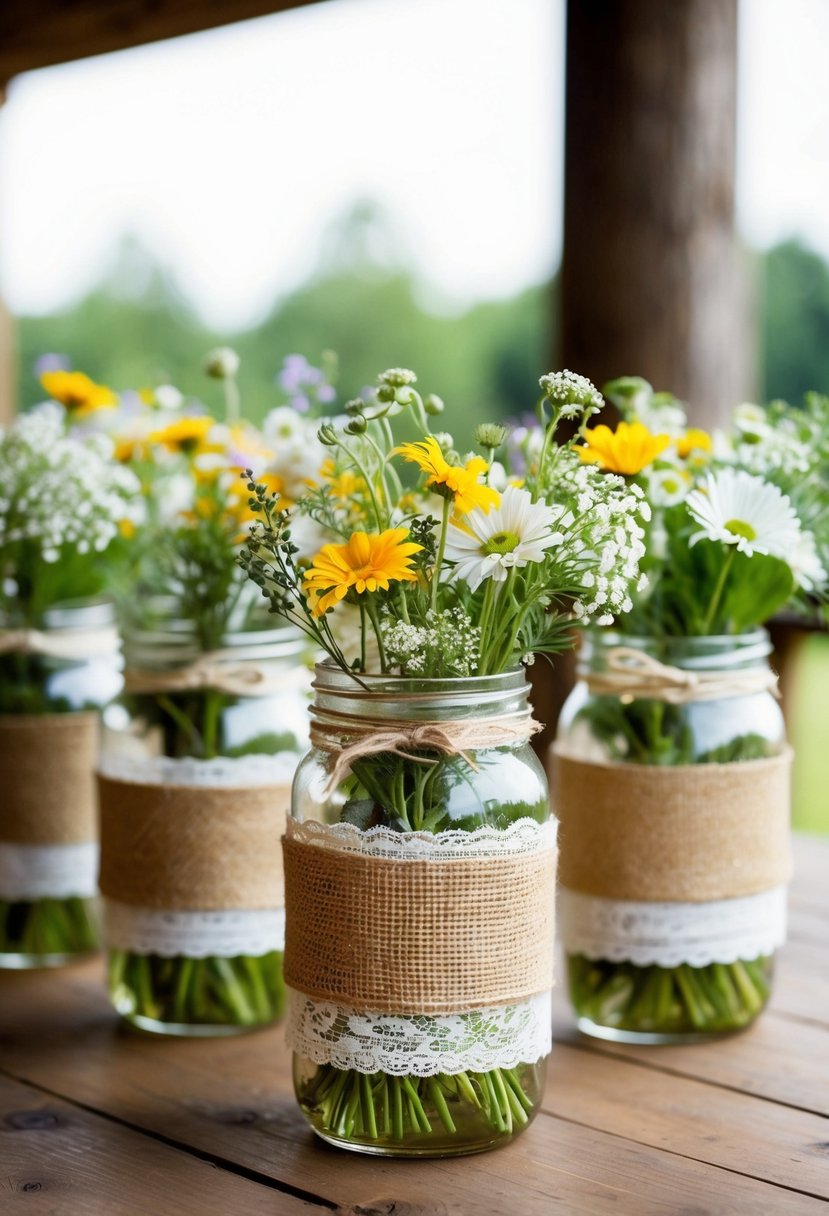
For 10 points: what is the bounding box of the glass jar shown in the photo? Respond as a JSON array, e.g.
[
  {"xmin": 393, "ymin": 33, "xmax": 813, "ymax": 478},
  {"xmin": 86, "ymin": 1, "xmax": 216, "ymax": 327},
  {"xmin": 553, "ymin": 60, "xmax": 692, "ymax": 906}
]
[
  {"xmin": 288, "ymin": 663, "xmax": 554, "ymax": 1157},
  {"xmin": 555, "ymin": 628, "xmax": 788, "ymax": 1044},
  {"xmin": 0, "ymin": 599, "xmax": 121, "ymax": 967},
  {"xmin": 99, "ymin": 618, "xmax": 309, "ymax": 1035}
]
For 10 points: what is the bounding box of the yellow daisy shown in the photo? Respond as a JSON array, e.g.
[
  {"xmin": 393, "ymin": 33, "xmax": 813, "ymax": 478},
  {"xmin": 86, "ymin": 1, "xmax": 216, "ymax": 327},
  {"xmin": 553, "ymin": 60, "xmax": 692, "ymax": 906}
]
[
  {"xmin": 579, "ymin": 421, "xmax": 670, "ymax": 475},
  {"xmin": 395, "ymin": 436, "xmax": 500, "ymax": 514},
  {"xmin": 149, "ymin": 415, "xmax": 219, "ymax": 456},
  {"xmin": 40, "ymin": 370, "xmax": 116, "ymax": 416},
  {"xmin": 676, "ymin": 428, "xmax": 713, "ymax": 459},
  {"xmin": 303, "ymin": 528, "xmax": 422, "ymax": 616}
]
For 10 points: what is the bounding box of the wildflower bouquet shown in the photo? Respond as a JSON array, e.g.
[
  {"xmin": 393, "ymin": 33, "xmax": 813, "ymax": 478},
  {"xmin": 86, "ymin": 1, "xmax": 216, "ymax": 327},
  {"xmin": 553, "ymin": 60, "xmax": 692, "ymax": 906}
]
[
  {"xmin": 241, "ymin": 367, "xmax": 647, "ymax": 1155},
  {"xmin": 99, "ymin": 353, "xmax": 326, "ymax": 1034},
  {"xmin": 551, "ymin": 378, "xmax": 827, "ymax": 1042},
  {"xmin": 0, "ymin": 398, "xmax": 137, "ymax": 963}
]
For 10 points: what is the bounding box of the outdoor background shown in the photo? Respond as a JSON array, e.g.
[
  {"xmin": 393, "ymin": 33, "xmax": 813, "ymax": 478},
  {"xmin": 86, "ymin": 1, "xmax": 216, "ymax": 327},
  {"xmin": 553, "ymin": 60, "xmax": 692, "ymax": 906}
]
[{"xmin": 0, "ymin": 0, "xmax": 826, "ymax": 828}]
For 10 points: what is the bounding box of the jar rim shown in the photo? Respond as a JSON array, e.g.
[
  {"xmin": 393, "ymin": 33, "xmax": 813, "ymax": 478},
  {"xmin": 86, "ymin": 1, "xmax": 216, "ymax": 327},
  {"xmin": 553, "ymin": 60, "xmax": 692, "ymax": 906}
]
[
  {"xmin": 311, "ymin": 660, "xmax": 533, "ymax": 721},
  {"xmin": 578, "ymin": 627, "xmax": 772, "ymax": 673}
]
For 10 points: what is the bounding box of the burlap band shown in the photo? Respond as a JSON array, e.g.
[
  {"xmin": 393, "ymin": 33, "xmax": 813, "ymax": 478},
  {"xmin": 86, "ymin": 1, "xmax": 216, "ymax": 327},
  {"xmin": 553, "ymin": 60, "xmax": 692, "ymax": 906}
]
[
  {"xmin": 0, "ymin": 713, "xmax": 99, "ymax": 845},
  {"xmin": 282, "ymin": 833, "xmax": 557, "ymax": 1015},
  {"xmin": 551, "ymin": 746, "xmax": 793, "ymax": 903},
  {"xmin": 97, "ymin": 775, "xmax": 290, "ymax": 911}
]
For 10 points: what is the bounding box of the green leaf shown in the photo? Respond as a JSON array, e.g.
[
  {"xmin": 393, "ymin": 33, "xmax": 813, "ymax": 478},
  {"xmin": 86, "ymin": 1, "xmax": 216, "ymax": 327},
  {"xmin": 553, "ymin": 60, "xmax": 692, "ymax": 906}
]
[{"xmin": 719, "ymin": 552, "xmax": 795, "ymax": 632}]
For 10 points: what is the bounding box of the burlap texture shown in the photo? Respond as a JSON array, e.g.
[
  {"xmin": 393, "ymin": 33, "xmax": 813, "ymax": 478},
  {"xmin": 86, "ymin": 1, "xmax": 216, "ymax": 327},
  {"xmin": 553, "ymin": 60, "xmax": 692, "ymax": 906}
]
[
  {"xmin": 282, "ymin": 835, "xmax": 557, "ymax": 1014},
  {"xmin": 98, "ymin": 774, "xmax": 290, "ymax": 910},
  {"xmin": 0, "ymin": 713, "xmax": 99, "ymax": 845},
  {"xmin": 551, "ymin": 746, "xmax": 793, "ymax": 902}
]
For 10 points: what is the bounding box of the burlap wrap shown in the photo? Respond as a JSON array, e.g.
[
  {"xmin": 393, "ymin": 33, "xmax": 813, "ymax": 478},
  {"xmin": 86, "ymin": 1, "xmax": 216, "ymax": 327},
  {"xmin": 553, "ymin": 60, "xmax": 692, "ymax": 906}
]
[
  {"xmin": 551, "ymin": 746, "xmax": 793, "ymax": 902},
  {"xmin": 98, "ymin": 774, "xmax": 290, "ymax": 910},
  {"xmin": 0, "ymin": 713, "xmax": 99, "ymax": 845},
  {"xmin": 282, "ymin": 834, "xmax": 557, "ymax": 1015}
]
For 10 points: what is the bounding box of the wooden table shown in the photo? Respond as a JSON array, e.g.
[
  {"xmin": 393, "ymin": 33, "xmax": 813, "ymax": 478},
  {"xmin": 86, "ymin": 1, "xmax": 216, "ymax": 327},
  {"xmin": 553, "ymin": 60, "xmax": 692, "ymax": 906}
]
[{"xmin": 1, "ymin": 835, "xmax": 827, "ymax": 1215}]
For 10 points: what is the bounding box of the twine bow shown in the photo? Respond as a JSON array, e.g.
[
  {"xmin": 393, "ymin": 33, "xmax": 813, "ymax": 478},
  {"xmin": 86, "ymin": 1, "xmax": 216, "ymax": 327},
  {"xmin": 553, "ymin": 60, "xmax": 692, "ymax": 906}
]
[
  {"xmin": 0, "ymin": 626, "xmax": 119, "ymax": 660},
  {"xmin": 310, "ymin": 708, "xmax": 541, "ymax": 795},
  {"xmin": 584, "ymin": 646, "xmax": 779, "ymax": 705},
  {"xmin": 123, "ymin": 651, "xmax": 308, "ymax": 698}
]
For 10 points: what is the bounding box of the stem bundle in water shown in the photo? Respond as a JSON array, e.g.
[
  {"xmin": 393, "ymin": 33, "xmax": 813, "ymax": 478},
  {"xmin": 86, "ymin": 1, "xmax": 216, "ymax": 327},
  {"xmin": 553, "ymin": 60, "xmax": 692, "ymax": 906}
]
[
  {"xmin": 108, "ymin": 949, "xmax": 285, "ymax": 1033},
  {"xmin": 567, "ymin": 953, "xmax": 772, "ymax": 1039},
  {"xmin": 0, "ymin": 896, "xmax": 99, "ymax": 965},
  {"xmin": 295, "ymin": 1059, "xmax": 543, "ymax": 1156}
]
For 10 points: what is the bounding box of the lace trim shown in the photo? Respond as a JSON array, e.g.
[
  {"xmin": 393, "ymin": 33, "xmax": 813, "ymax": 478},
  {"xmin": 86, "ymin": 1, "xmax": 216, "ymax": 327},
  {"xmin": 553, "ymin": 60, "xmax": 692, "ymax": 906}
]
[
  {"xmin": 98, "ymin": 752, "xmax": 299, "ymax": 788},
  {"xmin": 0, "ymin": 842, "xmax": 98, "ymax": 900},
  {"xmin": 104, "ymin": 898, "xmax": 285, "ymax": 958},
  {"xmin": 286, "ymin": 990, "xmax": 552, "ymax": 1076},
  {"xmin": 559, "ymin": 886, "xmax": 787, "ymax": 967},
  {"xmin": 285, "ymin": 816, "xmax": 556, "ymax": 859}
]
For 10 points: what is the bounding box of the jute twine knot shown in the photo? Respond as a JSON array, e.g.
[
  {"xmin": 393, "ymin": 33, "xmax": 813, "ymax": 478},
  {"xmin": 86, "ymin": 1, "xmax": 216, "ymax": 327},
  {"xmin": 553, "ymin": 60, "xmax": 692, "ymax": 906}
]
[
  {"xmin": 123, "ymin": 652, "xmax": 307, "ymax": 698},
  {"xmin": 0, "ymin": 626, "xmax": 119, "ymax": 661},
  {"xmin": 310, "ymin": 707, "xmax": 541, "ymax": 795},
  {"xmin": 584, "ymin": 646, "xmax": 779, "ymax": 705}
]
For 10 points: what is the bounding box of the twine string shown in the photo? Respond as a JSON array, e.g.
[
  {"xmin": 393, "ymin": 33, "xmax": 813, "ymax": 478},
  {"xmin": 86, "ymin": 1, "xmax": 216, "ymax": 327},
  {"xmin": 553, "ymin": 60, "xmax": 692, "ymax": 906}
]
[
  {"xmin": 0, "ymin": 626, "xmax": 119, "ymax": 661},
  {"xmin": 310, "ymin": 706, "xmax": 541, "ymax": 795},
  {"xmin": 584, "ymin": 645, "xmax": 779, "ymax": 704},
  {"xmin": 123, "ymin": 652, "xmax": 309, "ymax": 698}
]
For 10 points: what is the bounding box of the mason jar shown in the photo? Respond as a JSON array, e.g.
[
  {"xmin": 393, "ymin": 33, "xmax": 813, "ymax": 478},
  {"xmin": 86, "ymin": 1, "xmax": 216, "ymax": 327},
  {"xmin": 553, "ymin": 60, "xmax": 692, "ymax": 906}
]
[
  {"xmin": 0, "ymin": 599, "xmax": 121, "ymax": 967},
  {"xmin": 286, "ymin": 663, "xmax": 556, "ymax": 1157},
  {"xmin": 553, "ymin": 628, "xmax": 790, "ymax": 1043},
  {"xmin": 98, "ymin": 618, "xmax": 310, "ymax": 1035}
]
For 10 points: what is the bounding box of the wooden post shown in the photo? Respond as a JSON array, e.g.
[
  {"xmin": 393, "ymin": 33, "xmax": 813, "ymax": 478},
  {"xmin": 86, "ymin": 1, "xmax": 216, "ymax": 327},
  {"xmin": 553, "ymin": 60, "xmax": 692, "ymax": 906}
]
[
  {"xmin": 536, "ymin": 0, "xmax": 747, "ymax": 753},
  {"xmin": 0, "ymin": 83, "xmax": 14, "ymax": 422},
  {"xmin": 560, "ymin": 0, "xmax": 748, "ymax": 429}
]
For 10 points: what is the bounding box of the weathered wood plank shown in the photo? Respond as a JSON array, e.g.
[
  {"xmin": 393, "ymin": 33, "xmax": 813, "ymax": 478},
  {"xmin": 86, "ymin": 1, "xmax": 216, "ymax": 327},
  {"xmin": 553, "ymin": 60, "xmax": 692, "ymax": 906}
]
[
  {"xmin": 1, "ymin": 963, "xmax": 826, "ymax": 1215},
  {"xmin": 0, "ymin": 1070, "xmax": 317, "ymax": 1214},
  {"xmin": 0, "ymin": 0, "xmax": 322, "ymax": 86},
  {"xmin": 543, "ymin": 1043, "xmax": 829, "ymax": 1198}
]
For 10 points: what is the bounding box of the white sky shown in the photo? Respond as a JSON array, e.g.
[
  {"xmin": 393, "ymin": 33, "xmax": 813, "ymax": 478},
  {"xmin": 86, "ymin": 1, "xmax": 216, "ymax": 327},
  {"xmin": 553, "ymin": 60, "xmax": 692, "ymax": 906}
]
[{"xmin": 0, "ymin": 0, "xmax": 826, "ymax": 330}]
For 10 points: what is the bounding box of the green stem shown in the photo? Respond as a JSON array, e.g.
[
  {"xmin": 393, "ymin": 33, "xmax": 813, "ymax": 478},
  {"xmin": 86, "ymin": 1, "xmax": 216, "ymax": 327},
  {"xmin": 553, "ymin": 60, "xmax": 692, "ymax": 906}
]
[
  {"xmin": 431, "ymin": 497, "xmax": 451, "ymax": 612},
  {"xmin": 703, "ymin": 547, "xmax": 736, "ymax": 634}
]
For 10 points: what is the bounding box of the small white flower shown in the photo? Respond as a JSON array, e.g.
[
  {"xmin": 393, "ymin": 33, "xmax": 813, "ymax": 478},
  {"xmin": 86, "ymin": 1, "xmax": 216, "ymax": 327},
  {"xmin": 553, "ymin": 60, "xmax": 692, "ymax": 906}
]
[
  {"xmin": 444, "ymin": 485, "xmax": 564, "ymax": 592},
  {"xmin": 204, "ymin": 346, "xmax": 240, "ymax": 379},
  {"xmin": 686, "ymin": 468, "xmax": 801, "ymax": 558},
  {"xmin": 648, "ymin": 467, "xmax": 690, "ymax": 507}
]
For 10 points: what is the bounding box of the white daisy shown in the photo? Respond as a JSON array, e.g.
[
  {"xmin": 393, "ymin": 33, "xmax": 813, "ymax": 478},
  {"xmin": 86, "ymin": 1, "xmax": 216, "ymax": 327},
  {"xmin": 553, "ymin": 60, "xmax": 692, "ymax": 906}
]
[
  {"xmin": 648, "ymin": 467, "xmax": 690, "ymax": 507},
  {"xmin": 788, "ymin": 531, "xmax": 827, "ymax": 593},
  {"xmin": 444, "ymin": 485, "xmax": 566, "ymax": 592},
  {"xmin": 686, "ymin": 468, "xmax": 801, "ymax": 558}
]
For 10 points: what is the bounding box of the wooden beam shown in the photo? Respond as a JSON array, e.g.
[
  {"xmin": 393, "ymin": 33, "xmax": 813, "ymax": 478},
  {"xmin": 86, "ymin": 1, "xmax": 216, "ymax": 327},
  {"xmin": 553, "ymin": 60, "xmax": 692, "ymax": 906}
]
[
  {"xmin": 0, "ymin": 0, "xmax": 323, "ymax": 86},
  {"xmin": 561, "ymin": 0, "xmax": 750, "ymax": 430}
]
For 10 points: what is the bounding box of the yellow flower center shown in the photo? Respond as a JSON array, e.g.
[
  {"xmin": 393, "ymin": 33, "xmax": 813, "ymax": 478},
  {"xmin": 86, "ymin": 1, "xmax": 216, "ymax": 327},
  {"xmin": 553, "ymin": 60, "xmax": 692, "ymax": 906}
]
[
  {"xmin": 724, "ymin": 518, "xmax": 757, "ymax": 541},
  {"xmin": 482, "ymin": 530, "xmax": 520, "ymax": 556}
]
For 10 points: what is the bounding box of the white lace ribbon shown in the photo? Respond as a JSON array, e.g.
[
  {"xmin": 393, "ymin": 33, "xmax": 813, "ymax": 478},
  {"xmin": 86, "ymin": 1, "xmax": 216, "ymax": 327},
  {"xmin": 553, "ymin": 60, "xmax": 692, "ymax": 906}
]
[
  {"xmin": 104, "ymin": 899, "xmax": 285, "ymax": 958},
  {"xmin": 97, "ymin": 751, "xmax": 299, "ymax": 788},
  {"xmin": 559, "ymin": 885, "xmax": 787, "ymax": 968},
  {"xmin": 285, "ymin": 815, "xmax": 555, "ymax": 1075},
  {"xmin": 0, "ymin": 842, "xmax": 98, "ymax": 900},
  {"xmin": 287, "ymin": 990, "xmax": 552, "ymax": 1077}
]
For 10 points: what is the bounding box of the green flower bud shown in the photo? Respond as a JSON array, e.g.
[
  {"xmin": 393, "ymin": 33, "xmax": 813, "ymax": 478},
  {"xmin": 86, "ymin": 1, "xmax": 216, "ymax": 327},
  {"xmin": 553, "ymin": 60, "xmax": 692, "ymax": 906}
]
[
  {"xmin": 475, "ymin": 423, "xmax": 508, "ymax": 449},
  {"xmin": 378, "ymin": 367, "xmax": 417, "ymax": 388},
  {"xmin": 204, "ymin": 346, "xmax": 240, "ymax": 380},
  {"xmin": 424, "ymin": 394, "xmax": 444, "ymax": 416},
  {"xmin": 344, "ymin": 398, "xmax": 366, "ymax": 416},
  {"xmin": 346, "ymin": 415, "xmax": 368, "ymax": 434},
  {"xmin": 318, "ymin": 423, "xmax": 338, "ymax": 446}
]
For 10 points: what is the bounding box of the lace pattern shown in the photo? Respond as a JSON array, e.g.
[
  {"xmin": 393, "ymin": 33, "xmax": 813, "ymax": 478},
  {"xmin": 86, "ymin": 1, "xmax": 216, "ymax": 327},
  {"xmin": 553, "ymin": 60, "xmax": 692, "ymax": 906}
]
[
  {"xmin": 104, "ymin": 898, "xmax": 285, "ymax": 958},
  {"xmin": 0, "ymin": 842, "xmax": 98, "ymax": 901},
  {"xmin": 559, "ymin": 885, "xmax": 787, "ymax": 967},
  {"xmin": 98, "ymin": 752, "xmax": 299, "ymax": 788},
  {"xmin": 285, "ymin": 815, "xmax": 556, "ymax": 859},
  {"xmin": 287, "ymin": 990, "xmax": 552, "ymax": 1076}
]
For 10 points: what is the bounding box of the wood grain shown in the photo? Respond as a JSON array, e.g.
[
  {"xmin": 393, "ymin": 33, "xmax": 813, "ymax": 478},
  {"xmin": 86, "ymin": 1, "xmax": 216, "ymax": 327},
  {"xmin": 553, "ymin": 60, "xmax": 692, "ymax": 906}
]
[
  {"xmin": 0, "ymin": 833, "xmax": 826, "ymax": 1214},
  {"xmin": 0, "ymin": 1071, "xmax": 317, "ymax": 1214}
]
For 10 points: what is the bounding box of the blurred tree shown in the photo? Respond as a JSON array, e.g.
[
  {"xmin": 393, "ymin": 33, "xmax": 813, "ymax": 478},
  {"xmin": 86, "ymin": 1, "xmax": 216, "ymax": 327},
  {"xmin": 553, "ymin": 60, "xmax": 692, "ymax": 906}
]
[{"xmin": 760, "ymin": 239, "xmax": 829, "ymax": 403}]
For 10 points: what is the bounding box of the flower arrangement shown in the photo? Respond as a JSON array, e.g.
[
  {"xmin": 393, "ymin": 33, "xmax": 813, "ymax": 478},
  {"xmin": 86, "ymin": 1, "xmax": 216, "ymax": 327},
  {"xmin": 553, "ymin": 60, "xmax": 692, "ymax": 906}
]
[
  {"xmin": 550, "ymin": 377, "xmax": 828, "ymax": 1043},
  {"xmin": 97, "ymin": 353, "xmax": 328, "ymax": 1034},
  {"xmin": 0, "ymin": 396, "xmax": 138, "ymax": 964},
  {"xmin": 240, "ymin": 366, "xmax": 647, "ymax": 1153}
]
